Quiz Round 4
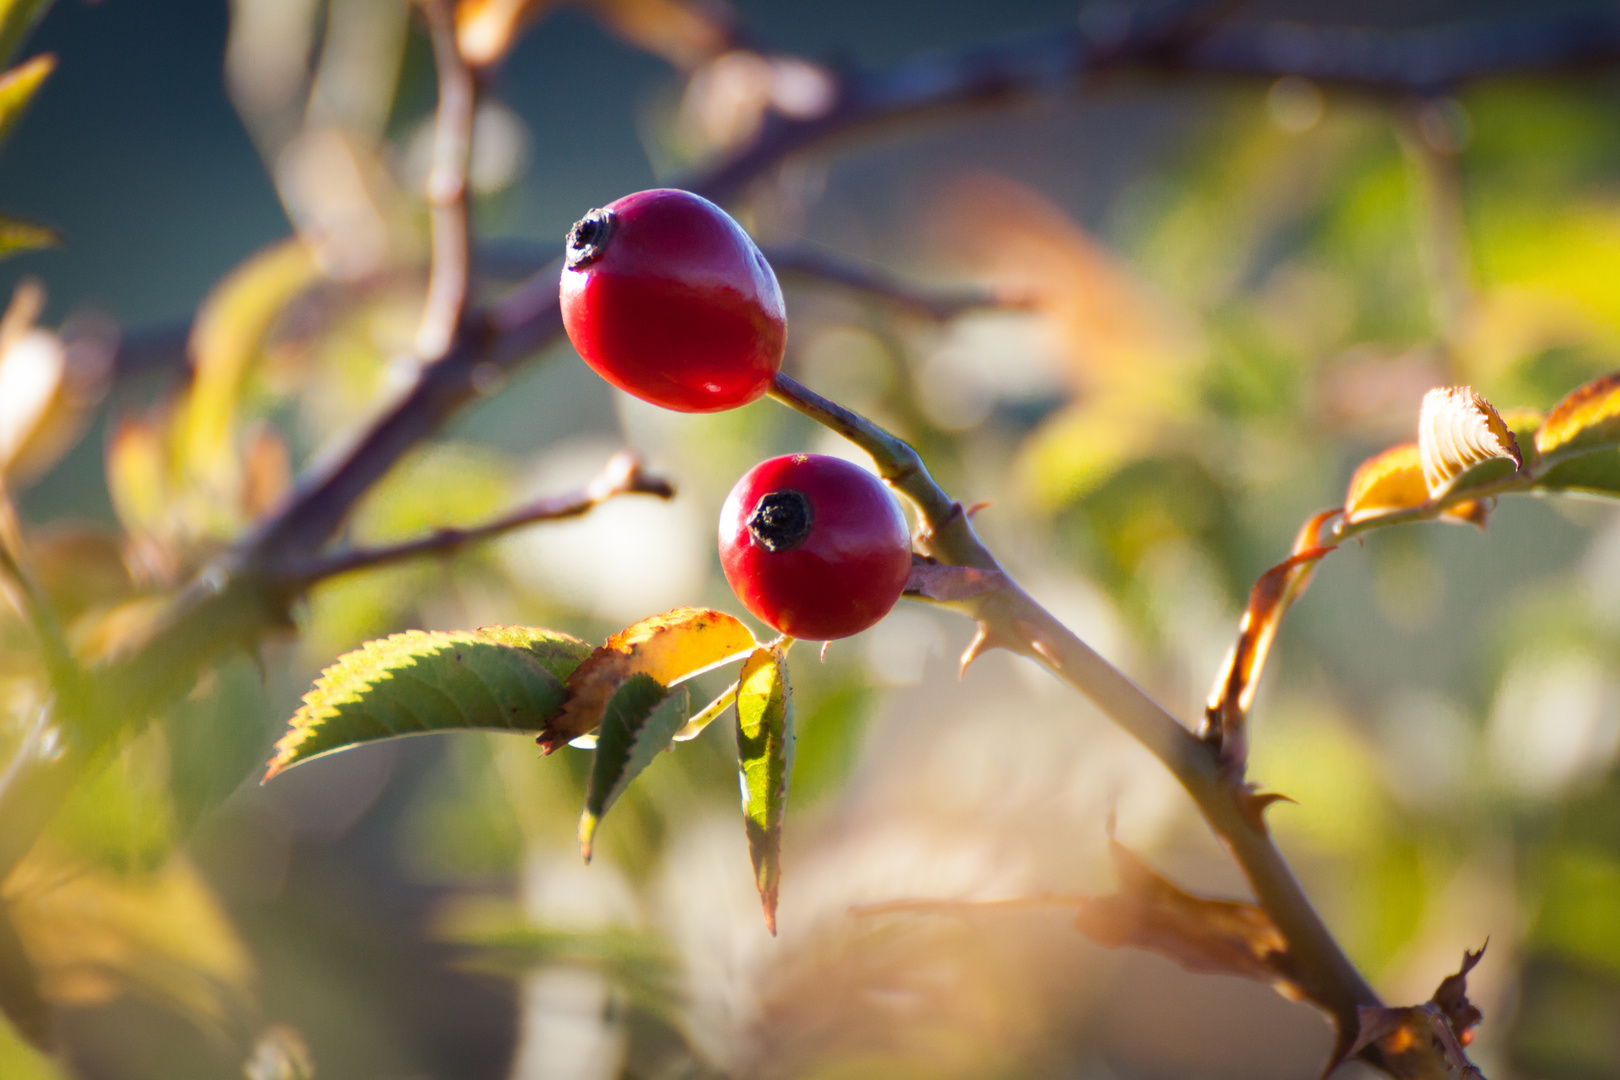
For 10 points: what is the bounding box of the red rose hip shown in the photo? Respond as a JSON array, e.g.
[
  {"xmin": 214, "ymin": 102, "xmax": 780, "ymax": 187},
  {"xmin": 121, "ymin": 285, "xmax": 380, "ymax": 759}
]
[
  {"xmin": 720, "ymin": 454, "xmax": 913, "ymax": 641},
  {"xmin": 560, "ymin": 188, "xmax": 786, "ymax": 413}
]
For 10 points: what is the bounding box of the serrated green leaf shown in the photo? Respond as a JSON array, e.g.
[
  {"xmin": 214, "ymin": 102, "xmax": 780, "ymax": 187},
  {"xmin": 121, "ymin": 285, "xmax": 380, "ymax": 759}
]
[
  {"xmin": 0, "ymin": 0, "xmax": 52, "ymax": 70},
  {"xmin": 0, "ymin": 215, "xmax": 56, "ymax": 259},
  {"xmin": 1533, "ymin": 447, "xmax": 1620, "ymax": 498},
  {"xmin": 578, "ymin": 674, "xmax": 689, "ymax": 862},
  {"xmin": 736, "ymin": 646, "xmax": 793, "ymax": 935},
  {"xmin": 0, "ymin": 53, "xmax": 50, "ymax": 152},
  {"xmin": 266, "ymin": 626, "xmax": 591, "ymax": 779}
]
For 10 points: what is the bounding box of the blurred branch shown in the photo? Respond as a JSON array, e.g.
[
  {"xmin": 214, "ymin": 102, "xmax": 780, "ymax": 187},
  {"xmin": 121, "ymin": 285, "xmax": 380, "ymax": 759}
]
[
  {"xmin": 415, "ymin": 0, "xmax": 477, "ymax": 361},
  {"xmin": 0, "ymin": 511, "xmax": 76, "ymax": 696},
  {"xmin": 279, "ymin": 452, "xmax": 672, "ymax": 586},
  {"xmin": 764, "ymin": 244, "xmax": 1030, "ymax": 321}
]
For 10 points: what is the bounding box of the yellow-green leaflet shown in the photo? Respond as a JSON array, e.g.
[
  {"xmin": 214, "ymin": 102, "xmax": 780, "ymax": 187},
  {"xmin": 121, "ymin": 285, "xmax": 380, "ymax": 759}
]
[{"xmin": 735, "ymin": 646, "xmax": 793, "ymax": 935}]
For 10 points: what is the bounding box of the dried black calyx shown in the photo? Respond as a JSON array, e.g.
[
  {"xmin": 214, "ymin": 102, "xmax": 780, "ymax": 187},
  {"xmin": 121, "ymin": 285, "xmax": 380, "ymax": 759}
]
[
  {"xmin": 748, "ymin": 490, "xmax": 814, "ymax": 552},
  {"xmin": 565, "ymin": 208, "xmax": 616, "ymax": 270}
]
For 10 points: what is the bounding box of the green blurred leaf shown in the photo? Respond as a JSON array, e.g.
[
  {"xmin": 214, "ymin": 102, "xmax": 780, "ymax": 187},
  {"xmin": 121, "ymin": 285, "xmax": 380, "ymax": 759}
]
[
  {"xmin": 0, "ymin": 0, "xmax": 52, "ymax": 70},
  {"xmin": 1534, "ymin": 447, "xmax": 1620, "ymax": 498},
  {"xmin": 735, "ymin": 646, "xmax": 793, "ymax": 935},
  {"xmin": 0, "ymin": 53, "xmax": 50, "ymax": 152},
  {"xmin": 266, "ymin": 626, "xmax": 592, "ymax": 779},
  {"xmin": 0, "ymin": 216, "xmax": 56, "ymax": 259},
  {"xmin": 0, "ymin": 902, "xmax": 47, "ymax": 1050},
  {"xmin": 441, "ymin": 897, "xmax": 680, "ymax": 1021},
  {"xmin": 1533, "ymin": 847, "xmax": 1620, "ymax": 975},
  {"xmin": 165, "ymin": 656, "xmax": 274, "ymax": 832},
  {"xmin": 578, "ymin": 674, "xmax": 690, "ymax": 862},
  {"xmin": 0, "ymin": 1010, "xmax": 64, "ymax": 1080}
]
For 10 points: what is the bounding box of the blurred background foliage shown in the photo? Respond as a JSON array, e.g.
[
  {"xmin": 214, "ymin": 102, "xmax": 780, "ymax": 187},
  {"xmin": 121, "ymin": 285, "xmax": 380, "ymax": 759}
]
[{"xmin": 1, "ymin": 0, "xmax": 1619, "ymax": 1077}]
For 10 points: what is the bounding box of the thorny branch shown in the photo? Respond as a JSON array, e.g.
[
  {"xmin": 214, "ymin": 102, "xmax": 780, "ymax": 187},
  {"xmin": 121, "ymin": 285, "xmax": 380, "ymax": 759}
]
[
  {"xmin": 768, "ymin": 373, "xmax": 1387, "ymax": 1054},
  {"xmin": 279, "ymin": 452, "xmax": 672, "ymax": 587},
  {"xmin": 8, "ymin": 2, "xmax": 1616, "ymax": 1066}
]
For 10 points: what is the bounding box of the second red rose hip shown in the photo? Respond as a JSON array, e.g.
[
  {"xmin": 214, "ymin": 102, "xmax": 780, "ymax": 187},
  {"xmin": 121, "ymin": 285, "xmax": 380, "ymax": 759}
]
[
  {"xmin": 560, "ymin": 188, "xmax": 786, "ymax": 413},
  {"xmin": 720, "ymin": 454, "xmax": 913, "ymax": 641}
]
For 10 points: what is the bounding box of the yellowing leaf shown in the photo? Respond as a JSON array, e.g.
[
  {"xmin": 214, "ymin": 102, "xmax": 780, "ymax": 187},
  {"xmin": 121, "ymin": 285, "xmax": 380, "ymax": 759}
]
[
  {"xmin": 578, "ymin": 675, "xmax": 690, "ymax": 861},
  {"xmin": 266, "ymin": 626, "xmax": 591, "ymax": 779},
  {"xmin": 1344, "ymin": 442, "xmax": 1427, "ymax": 524},
  {"xmin": 1535, "ymin": 371, "xmax": 1620, "ymax": 461},
  {"xmin": 181, "ymin": 239, "xmax": 317, "ymax": 494},
  {"xmin": 0, "ymin": 1, "xmax": 52, "ymax": 70},
  {"xmin": 1417, "ymin": 385, "xmax": 1522, "ymax": 498},
  {"xmin": 546, "ymin": 607, "xmax": 755, "ymax": 751},
  {"xmin": 735, "ymin": 645, "xmax": 793, "ymax": 935},
  {"xmin": 0, "ymin": 217, "xmax": 56, "ymax": 259},
  {"xmin": 0, "ymin": 53, "xmax": 51, "ymax": 151},
  {"xmin": 4, "ymin": 854, "xmax": 253, "ymax": 1038}
]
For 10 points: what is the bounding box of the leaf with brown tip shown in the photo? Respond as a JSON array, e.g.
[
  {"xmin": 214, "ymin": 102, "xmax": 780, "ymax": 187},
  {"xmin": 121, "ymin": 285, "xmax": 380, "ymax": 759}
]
[
  {"xmin": 1418, "ymin": 386, "xmax": 1521, "ymax": 499},
  {"xmin": 545, "ymin": 607, "xmax": 755, "ymax": 752},
  {"xmin": 1204, "ymin": 510, "xmax": 1337, "ymax": 770}
]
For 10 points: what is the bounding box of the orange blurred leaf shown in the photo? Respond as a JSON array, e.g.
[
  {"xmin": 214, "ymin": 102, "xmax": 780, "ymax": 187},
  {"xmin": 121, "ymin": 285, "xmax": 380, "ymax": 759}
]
[
  {"xmin": 1204, "ymin": 510, "xmax": 1337, "ymax": 770},
  {"xmin": 583, "ymin": 0, "xmax": 733, "ymax": 69},
  {"xmin": 1535, "ymin": 370, "xmax": 1620, "ymax": 464},
  {"xmin": 1417, "ymin": 386, "xmax": 1521, "ymax": 499},
  {"xmin": 1075, "ymin": 836, "xmax": 1298, "ymax": 996},
  {"xmin": 1344, "ymin": 442, "xmax": 1427, "ymax": 524},
  {"xmin": 546, "ymin": 607, "xmax": 756, "ymax": 752},
  {"xmin": 455, "ymin": 0, "xmax": 555, "ymax": 67}
]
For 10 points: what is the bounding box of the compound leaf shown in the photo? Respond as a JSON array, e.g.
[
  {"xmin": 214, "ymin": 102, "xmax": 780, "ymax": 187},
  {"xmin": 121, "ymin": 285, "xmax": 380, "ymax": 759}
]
[
  {"xmin": 736, "ymin": 646, "xmax": 793, "ymax": 935},
  {"xmin": 266, "ymin": 626, "xmax": 591, "ymax": 779},
  {"xmin": 578, "ymin": 675, "xmax": 690, "ymax": 862}
]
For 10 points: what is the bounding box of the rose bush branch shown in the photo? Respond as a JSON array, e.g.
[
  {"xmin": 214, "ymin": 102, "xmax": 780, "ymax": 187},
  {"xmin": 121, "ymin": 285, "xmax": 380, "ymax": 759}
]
[
  {"xmin": 767, "ymin": 372, "xmax": 1388, "ymax": 1049},
  {"xmin": 279, "ymin": 452, "xmax": 673, "ymax": 587}
]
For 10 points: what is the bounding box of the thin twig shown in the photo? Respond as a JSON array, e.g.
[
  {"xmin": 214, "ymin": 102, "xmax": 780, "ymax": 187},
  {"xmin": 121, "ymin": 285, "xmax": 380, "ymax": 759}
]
[
  {"xmin": 416, "ymin": 0, "xmax": 477, "ymax": 361},
  {"xmin": 767, "ymin": 371, "xmax": 1384, "ymax": 1039},
  {"xmin": 0, "ymin": 532, "xmax": 76, "ymax": 697},
  {"xmin": 764, "ymin": 244, "xmax": 1028, "ymax": 321},
  {"xmin": 280, "ymin": 452, "xmax": 673, "ymax": 586}
]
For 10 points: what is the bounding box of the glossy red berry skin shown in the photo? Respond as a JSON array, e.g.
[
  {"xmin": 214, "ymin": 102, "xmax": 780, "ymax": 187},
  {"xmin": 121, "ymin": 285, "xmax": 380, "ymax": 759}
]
[
  {"xmin": 719, "ymin": 454, "xmax": 913, "ymax": 641},
  {"xmin": 560, "ymin": 189, "xmax": 787, "ymax": 413}
]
